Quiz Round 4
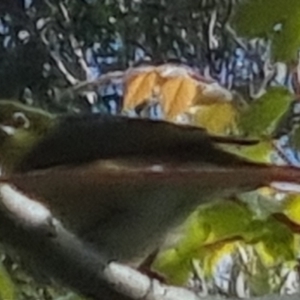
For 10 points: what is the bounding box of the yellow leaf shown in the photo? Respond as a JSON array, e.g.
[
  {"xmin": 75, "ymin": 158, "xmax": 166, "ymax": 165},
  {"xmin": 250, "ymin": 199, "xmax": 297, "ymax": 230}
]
[
  {"xmin": 122, "ymin": 64, "xmax": 234, "ymax": 121},
  {"xmin": 282, "ymin": 194, "xmax": 300, "ymax": 225},
  {"xmin": 254, "ymin": 242, "xmax": 277, "ymax": 267},
  {"xmin": 188, "ymin": 102, "xmax": 238, "ymax": 135}
]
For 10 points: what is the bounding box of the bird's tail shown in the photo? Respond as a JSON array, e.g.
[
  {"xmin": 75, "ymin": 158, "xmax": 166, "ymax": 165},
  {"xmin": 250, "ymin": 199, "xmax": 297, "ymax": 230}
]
[{"xmin": 260, "ymin": 164, "xmax": 300, "ymax": 193}]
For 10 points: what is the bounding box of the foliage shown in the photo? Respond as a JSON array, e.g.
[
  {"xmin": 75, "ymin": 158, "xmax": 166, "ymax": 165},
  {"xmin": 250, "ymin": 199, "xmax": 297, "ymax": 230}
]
[
  {"xmin": 1, "ymin": 0, "xmax": 300, "ymax": 299},
  {"xmin": 122, "ymin": 64, "xmax": 233, "ymax": 125},
  {"xmin": 148, "ymin": 84, "xmax": 300, "ymax": 295},
  {"xmin": 232, "ymin": 0, "xmax": 300, "ymax": 62},
  {"xmin": 237, "ymin": 87, "xmax": 293, "ymax": 137},
  {"xmin": 0, "ymin": 259, "xmax": 18, "ymax": 299}
]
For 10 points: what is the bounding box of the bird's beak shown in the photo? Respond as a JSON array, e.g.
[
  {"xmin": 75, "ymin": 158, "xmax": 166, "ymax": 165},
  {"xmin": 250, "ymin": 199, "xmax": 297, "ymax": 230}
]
[{"xmin": 0, "ymin": 124, "xmax": 16, "ymax": 136}]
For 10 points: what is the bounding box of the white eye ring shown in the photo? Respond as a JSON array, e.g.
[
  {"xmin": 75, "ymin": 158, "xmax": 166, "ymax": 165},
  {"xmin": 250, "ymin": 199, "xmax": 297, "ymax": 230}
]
[{"xmin": 12, "ymin": 112, "xmax": 30, "ymax": 129}]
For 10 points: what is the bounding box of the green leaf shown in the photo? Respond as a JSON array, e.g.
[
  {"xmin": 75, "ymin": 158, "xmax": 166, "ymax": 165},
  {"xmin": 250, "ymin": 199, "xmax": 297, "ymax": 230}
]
[
  {"xmin": 152, "ymin": 201, "xmax": 253, "ymax": 284},
  {"xmin": 153, "ymin": 198, "xmax": 296, "ymax": 286},
  {"xmin": 238, "ymin": 87, "xmax": 293, "ymax": 137},
  {"xmin": 272, "ymin": 14, "xmax": 300, "ymax": 61},
  {"xmin": 232, "ymin": 0, "xmax": 300, "ymax": 61},
  {"xmin": 250, "ymin": 217, "xmax": 295, "ymax": 266},
  {"xmin": 0, "ymin": 260, "xmax": 18, "ymax": 300},
  {"xmin": 222, "ymin": 140, "xmax": 274, "ymax": 163},
  {"xmin": 232, "ymin": 0, "xmax": 288, "ymax": 38}
]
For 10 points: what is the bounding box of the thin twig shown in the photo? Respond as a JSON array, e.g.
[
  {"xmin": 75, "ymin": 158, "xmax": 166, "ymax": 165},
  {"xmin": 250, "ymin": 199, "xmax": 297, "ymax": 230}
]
[
  {"xmin": 59, "ymin": 2, "xmax": 93, "ymax": 80},
  {"xmin": 208, "ymin": 9, "xmax": 218, "ymax": 50},
  {"xmin": 50, "ymin": 49, "xmax": 79, "ymax": 85},
  {"xmin": 40, "ymin": 25, "xmax": 79, "ymax": 86},
  {"xmin": 250, "ymin": 59, "xmax": 276, "ymax": 99}
]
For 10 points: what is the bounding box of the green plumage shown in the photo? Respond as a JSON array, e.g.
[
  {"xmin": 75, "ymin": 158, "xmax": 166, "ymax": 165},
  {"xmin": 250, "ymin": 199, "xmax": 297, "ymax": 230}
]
[{"xmin": 0, "ymin": 100, "xmax": 55, "ymax": 173}]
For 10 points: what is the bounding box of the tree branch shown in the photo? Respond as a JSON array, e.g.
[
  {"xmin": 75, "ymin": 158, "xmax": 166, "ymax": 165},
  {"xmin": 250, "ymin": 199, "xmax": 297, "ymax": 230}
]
[
  {"xmin": 0, "ymin": 183, "xmax": 129, "ymax": 300},
  {"xmin": 0, "ymin": 183, "xmax": 299, "ymax": 300},
  {"xmin": 58, "ymin": 2, "xmax": 93, "ymax": 80}
]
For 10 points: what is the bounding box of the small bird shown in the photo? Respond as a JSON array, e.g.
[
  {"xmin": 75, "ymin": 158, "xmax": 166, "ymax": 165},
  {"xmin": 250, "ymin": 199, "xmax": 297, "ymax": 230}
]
[
  {"xmin": 0, "ymin": 100, "xmax": 54, "ymax": 174},
  {"xmin": 1, "ymin": 113, "xmax": 300, "ymax": 267}
]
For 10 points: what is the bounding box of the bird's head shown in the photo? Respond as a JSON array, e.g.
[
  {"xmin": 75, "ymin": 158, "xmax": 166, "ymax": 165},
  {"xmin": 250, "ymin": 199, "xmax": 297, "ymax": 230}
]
[{"xmin": 0, "ymin": 100, "xmax": 55, "ymax": 174}]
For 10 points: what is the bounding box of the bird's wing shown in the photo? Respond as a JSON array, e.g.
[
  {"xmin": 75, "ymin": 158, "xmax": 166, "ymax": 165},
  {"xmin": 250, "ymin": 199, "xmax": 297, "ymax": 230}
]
[
  {"xmin": 5, "ymin": 158, "xmax": 300, "ymax": 232},
  {"xmin": 16, "ymin": 114, "xmax": 256, "ymax": 172},
  {"xmin": 3, "ymin": 156, "xmax": 300, "ymax": 261}
]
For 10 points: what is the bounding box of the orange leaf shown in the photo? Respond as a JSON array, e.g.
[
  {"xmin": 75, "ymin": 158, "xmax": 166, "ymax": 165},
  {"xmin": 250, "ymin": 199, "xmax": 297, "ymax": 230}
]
[
  {"xmin": 160, "ymin": 76, "xmax": 199, "ymax": 119},
  {"xmin": 123, "ymin": 68, "xmax": 158, "ymax": 110},
  {"xmin": 122, "ymin": 64, "xmax": 234, "ymax": 122}
]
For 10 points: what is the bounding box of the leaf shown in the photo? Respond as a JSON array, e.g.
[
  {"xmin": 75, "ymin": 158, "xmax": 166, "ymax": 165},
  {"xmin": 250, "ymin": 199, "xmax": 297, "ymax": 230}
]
[
  {"xmin": 153, "ymin": 201, "xmax": 253, "ymax": 284},
  {"xmin": 272, "ymin": 13, "xmax": 300, "ymax": 61},
  {"xmin": 123, "ymin": 67, "xmax": 159, "ymax": 110},
  {"xmin": 0, "ymin": 259, "xmax": 18, "ymax": 300},
  {"xmin": 238, "ymin": 189, "xmax": 282, "ymax": 220},
  {"xmin": 238, "ymin": 87, "xmax": 293, "ymax": 137},
  {"xmin": 122, "ymin": 64, "xmax": 233, "ymax": 120},
  {"xmin": 160, "ymin": 76, "xmax": 198, "ymax": 119},
  {"xmin": 188, "ymin": 102, "xmax": 238, "ymax": 135},
  {"xmin": 222, "ymin": 139, "xmax": 275, "ymax": 163},
  {"xmin": 247, "ymin": 218, "xmax": 295, "ymax": 267},
  {"xmin": 282, "ymin": 194, "xmax": 300, "ymax": 225},
  {"xmin": 152, "ymin": 249, "xmax": 194, "ymax": 285},
  {"xmin": 232, "ymin": 0, "xmax": 294, "ymax": 38},
  {"xmin": 199, "ymin": 241, "xmax": 239, "ymax": 278},
  {"xmin": 153, "ymin": 197, "xmax": 298, "ymax": 286},
  {"xmin": 232, "ymin": 0, "xmax": 300, "ymax": 61}
]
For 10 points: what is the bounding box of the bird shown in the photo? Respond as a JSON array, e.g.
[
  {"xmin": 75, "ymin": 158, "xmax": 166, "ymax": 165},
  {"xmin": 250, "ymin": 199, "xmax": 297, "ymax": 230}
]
[
  {"xmin": 0, "ymin": 100, "xmax": 55, "ymax": 174},
  {"xmin": 1, "ymin": 113, "xmax": 300, "ymax": 267}
]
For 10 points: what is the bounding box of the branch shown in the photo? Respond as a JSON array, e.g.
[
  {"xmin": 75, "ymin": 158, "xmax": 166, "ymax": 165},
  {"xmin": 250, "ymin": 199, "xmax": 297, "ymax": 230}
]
[
  {"xmin": 0, "ymin": 184, "xmax": 299, "ymax": 300},
  {"xmin": 40, "ymin": 13, "xmax": 79, "ymax": 86},
  {"xmin": 225, "ymin": 24, "xmax": 247, "ymax": 50},
  {"xmin": 59, "ymin": 70, "xmax": 124, "ymax": 100},
  {"xmin": 40, "ymin": 25, "xmax": 79, "ymax": 85},
  {"xmin": 0, "ymin": 183, "xmax": 129, "ymax": 299},
  {"xmin": 50, "ymin": 49, "xmax": 79, "ymax": 85},
  {"xmin": 59, "ymin": 2, "xmax": 93, "ymax": 80},
  {"xmin": 208, "ymin": 9, "xmax": 218, "ymax": 50},
  {"xmin": 0, "ymin": 182, "xmax": 205, "ymax": 300},
  {"xmin": 249, "ymin": 59, "xmax": 276, "ymax": 99}
]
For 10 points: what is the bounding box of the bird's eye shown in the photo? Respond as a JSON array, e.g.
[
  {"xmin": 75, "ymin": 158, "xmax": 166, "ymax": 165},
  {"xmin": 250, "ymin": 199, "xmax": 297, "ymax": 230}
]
[{"xmin": 12, "ymin": 112, "xmax": 30, "ymax": 129}]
